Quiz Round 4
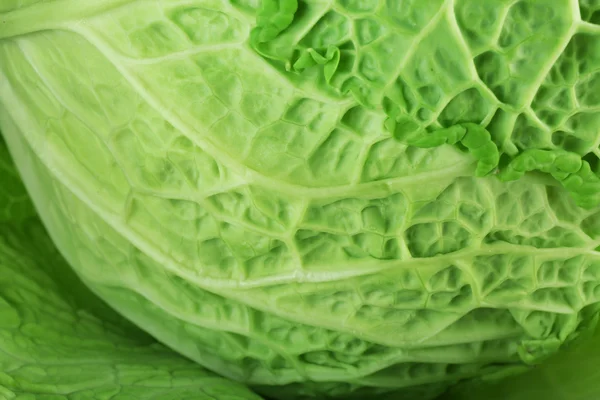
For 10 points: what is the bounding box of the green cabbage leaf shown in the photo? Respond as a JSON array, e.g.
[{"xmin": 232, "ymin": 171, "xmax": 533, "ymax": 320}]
[{"xmin": 2, "ymin": 1, "xmax": 600, "ymax": 399}]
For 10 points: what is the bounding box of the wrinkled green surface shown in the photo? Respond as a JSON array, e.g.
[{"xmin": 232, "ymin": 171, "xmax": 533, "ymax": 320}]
[
  {"xmin": 0, "ymin": 139, "xmax": 34, "ymax": 222},
  {"xmin": 443, "ymin": 312, "xmax": 600, "ymax": 400},
  {"xmin": 2, "ymin": 1, "xmax": 600, "ymax": 399},
  {"xmin": 0, "ymin": 138, "xmax": 264, "ymax": 400}
]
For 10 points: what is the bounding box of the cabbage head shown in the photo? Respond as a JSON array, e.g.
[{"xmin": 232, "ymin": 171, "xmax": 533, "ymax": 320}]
[{"xmin": 2, "ymin": 1, "xmax": 600, "ymax": 399}]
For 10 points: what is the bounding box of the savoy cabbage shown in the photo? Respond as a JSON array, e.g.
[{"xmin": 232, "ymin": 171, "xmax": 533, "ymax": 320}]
[{"xmin": 2, "ymin": 0, "xmax": 600, "ymax": 399}]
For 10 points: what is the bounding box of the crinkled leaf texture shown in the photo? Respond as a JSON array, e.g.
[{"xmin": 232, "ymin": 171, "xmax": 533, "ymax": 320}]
[
  {"xmin": 0, "ymin": 138, "xmax": 264, "ymax": 400},
  {"xmin": 2, "ymin": 1, "xmax": 600, "ymax": 399},
  {"xmin": 442, "ymin": 313, "xmax": 600, "ymax": 400}
]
